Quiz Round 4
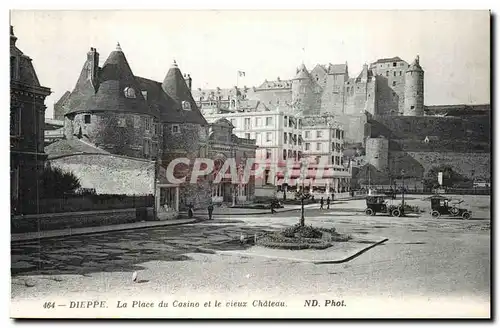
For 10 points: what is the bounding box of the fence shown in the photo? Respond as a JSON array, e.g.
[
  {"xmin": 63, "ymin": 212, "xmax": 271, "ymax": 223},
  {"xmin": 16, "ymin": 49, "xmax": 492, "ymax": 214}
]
[{"xmin": 17, "ymin": 194, "xmax": 154, "ymax": 215}]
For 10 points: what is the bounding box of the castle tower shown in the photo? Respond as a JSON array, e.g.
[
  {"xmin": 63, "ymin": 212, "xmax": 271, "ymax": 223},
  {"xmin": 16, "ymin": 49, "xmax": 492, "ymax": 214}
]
[
  {"xmin": 404, "ymin": 55, "xmax": 424, "ymax": 116},
  {"xmin": 291, "ymin": 63, "xmax": 314, "ymax": 114},
  {"xmin": 365, "ymin": 136, "xmax": 389, "ymax": 172}
]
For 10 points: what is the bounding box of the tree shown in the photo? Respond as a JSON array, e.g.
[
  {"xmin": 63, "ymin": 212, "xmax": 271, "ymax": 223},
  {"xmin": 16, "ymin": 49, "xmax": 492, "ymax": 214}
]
[
  {"xmin": 423, "ymin": 165, "xmax": 469, "ymax": 190},
  {"xmin": 41, "ymin": 166, "xmax": 81, "ymax": 198}
]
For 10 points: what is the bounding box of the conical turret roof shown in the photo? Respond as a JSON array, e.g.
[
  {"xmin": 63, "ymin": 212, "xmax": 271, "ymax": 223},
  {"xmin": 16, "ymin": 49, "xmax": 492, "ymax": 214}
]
[
  {"xmin": 65, "ymin": 43, "xmax": 157, "ymax": 117},
  {"xmin": 293, "ymin": 63, "xmax": 310, "ymax": 80},
  {"xmin": 407, "ymin": 55, "xmax": 423, "ymax": 72},
  {"xmin": 160, "ymin": 60, "xmax": 207, "ymax": 125}
]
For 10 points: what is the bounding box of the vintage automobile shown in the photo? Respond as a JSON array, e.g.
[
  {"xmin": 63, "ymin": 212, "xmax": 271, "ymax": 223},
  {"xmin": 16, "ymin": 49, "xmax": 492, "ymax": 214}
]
[
  {"xmin": 364, "ymin": 195, "xmax": 403, "ymax": 217},
  {"xmin": 424, "ymin": 195, "xmax": 472, "ymax": 220}
]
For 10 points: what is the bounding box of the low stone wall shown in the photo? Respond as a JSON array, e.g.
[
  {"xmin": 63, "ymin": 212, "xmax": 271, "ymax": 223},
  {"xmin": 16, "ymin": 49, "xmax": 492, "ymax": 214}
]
[{"xmin": 11, "ymin": 207, "xmax": 154, "ymax": 234}]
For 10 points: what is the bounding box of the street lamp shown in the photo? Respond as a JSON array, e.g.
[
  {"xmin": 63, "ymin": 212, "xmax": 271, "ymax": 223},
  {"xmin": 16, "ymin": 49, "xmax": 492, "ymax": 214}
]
[
  {"xmin": 401, "ymin": 169, "xmax": 405, "ymax": 209},
  {"xmin": 299, "ymin": 158, "xmax": 308, "ymax": 227}
]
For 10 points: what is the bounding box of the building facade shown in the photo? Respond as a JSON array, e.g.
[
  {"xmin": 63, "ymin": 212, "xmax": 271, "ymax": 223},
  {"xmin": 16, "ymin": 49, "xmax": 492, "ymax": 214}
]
[{"xmin": 10, "ymin": 26, "xmax": 51, "ymax": 214}]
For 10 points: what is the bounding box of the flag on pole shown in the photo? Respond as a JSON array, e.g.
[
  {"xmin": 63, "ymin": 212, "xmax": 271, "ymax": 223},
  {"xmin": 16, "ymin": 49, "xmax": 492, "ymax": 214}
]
[{"xmin": 238, "ymin": 71, "xmax": 246, "ymax": 77}]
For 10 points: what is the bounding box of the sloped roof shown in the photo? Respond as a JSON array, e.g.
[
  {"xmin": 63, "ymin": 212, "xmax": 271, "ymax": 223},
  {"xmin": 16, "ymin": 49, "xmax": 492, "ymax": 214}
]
[
  {"xmin": 372, "ymin": 57, "xmax": 403, "ymax": 64},
  {"xmin": 65, "ymin": 44, "xmax": 157, "ymax": 117},
  {"xmin": 45, "ymin": 139, "xmax": 110, "ymax": 159},
  {"xmin": 328, "ymin": 63, "xmax": 348, "ymax": 75},
  {"xmin": 407, "ymin": 56, "xmax": 424, "ymax": 72},
  {"xmin": 10, "ymin": 26, "xmax": 48, "ymax": 91},
  {"xmin": 294, "ymin": 63, "xmax": 310, "ymax": 80},
  {"xmin": 161, "ymin": 61, "xmax": 207, "ymax": 125},
  {"xmin": 55, "ymin": 91, "xmax": 71, "ymax": 108}
]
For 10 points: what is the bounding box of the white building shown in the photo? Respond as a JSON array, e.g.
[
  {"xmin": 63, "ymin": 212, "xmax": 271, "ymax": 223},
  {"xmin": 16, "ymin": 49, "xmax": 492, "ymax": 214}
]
[{"xmin": 200, "ymin": 96, "xmax": 351, "ymax": 195}]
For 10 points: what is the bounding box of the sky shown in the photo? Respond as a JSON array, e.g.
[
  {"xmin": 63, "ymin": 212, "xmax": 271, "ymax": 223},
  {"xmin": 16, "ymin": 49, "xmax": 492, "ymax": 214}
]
[{"xmin": 10, "ymin": 10, "xmax": 490, "ymax": 118}]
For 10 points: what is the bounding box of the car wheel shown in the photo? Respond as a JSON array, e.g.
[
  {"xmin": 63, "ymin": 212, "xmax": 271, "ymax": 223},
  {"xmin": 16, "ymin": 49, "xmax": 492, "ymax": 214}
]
[
  {"xmin": 365, "ymin": 208, "xmax": 374, "ymax": 216},
  {"xmin": 431, "ymin": 211, "xmax": 440, "ymax": 219},
  {"xmin": 462, "ymin": 212, "xmax": 471, "ymax": 220},
  {"xmin": 392, "ymin": 209, "xmax": 401, "ymax": 217},
  {"xmin": 450, "ymin": 207, "xmax": 460, "ymax": 215}
]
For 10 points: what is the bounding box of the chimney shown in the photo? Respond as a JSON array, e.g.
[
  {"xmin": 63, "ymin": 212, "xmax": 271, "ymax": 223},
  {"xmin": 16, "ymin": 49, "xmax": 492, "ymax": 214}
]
[
  {"xmin": 184, "ymin": 74, "xmax": 192, "ymax": 90},
  {"xmin": 10, "ymin": 25, "xmax": 17, "ymax": 46},
  {"xmin": 87, "ymin": 47, "xmax": 100, "ymax": 90}
]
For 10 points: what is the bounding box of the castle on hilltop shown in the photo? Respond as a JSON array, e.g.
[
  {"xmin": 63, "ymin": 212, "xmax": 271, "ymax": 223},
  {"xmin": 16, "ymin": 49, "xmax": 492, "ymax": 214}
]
[{"xmin": 194, "ymin": 55, "xmax": 491, "ymax": 186}]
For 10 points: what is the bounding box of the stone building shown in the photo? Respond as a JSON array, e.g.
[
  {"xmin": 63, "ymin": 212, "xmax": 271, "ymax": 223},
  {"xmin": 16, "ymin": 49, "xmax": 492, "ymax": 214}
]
[
  {"xmin": 10, "ymin": 25, "xmax": 51, "ymax": 214},
  {"xmin": 53, "ymin": 44, "xmax": 259, "ymax": 213},
  {"xmin": 207, "ymin": 118, "xmax": 257, "ymax": 204}
]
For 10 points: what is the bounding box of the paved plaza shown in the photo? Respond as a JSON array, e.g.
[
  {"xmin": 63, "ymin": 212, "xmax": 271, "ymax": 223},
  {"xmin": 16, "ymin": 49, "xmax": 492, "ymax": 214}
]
[{"xmin": 11, "ymin": 195, "xmax": 490, "ymax": 309}]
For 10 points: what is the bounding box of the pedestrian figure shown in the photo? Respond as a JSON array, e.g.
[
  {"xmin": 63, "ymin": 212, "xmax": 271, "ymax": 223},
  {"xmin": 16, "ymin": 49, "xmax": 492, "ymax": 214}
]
[
  {"xmin": 208, "ymin": 203, "xmax": 214, "ymax": 220},
  {"xmin": 270, "ymin": 200, "xmax": 277, "ymax": 214},
  {"xmin": 320, "ymin": 197, "xmax": 324, "ymax": 209},
  {"xmin": 326, "ymin": 197, "xmax": 331, "ymax": 209},
  {"xmin": 188, "ymin": 203, "xmax": 194, "ymax": 219}
]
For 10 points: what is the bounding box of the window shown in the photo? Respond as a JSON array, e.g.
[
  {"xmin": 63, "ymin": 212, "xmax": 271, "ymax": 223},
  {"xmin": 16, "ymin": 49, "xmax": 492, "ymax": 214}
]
[
  {"xmin": 284, "ymin": 132, "xmax": 288, "ymax": 143},
  {"xmin": 305, "ymin": 131, "xmax": 311, "ymax": 138},
  {"xmin": 288, "ymin": 150, "xmax": 292, "ymax": 158},
  {"xmin": 316, "ymin": 143, "xmax": 321, "ymax": 151},
  {"xmin": 255, "ymin": 132, "xmax": 261, "ymax": 141},
  {"xmin": 341, "ymin": 131, "xmax": 344, "ymax": 139},
  {"xmin": 392, "ymin": 81, "xmax": 397, "ymax": 86},
  {"xmin": 289, "ymin": 133, "xmax": 293, "ymax": 144},
  {"xmin": 293, "ymin": 151, "xmax": 297, "ymax": 159},
  {"xmin": 289, "ymin": 118, "xmax": 293, "ymax": 127},
  {"xmin": 244, "ymin": 118, "xmax": 251, "ymax": 129},
  {"xmin": 245, "ymin": 133, "xmax": 251, "ymax": 139},
  {"xmin": 266, "ymin": 149, "xmax": 272, "ymax": 160},
  {"xmin": 294, "ymin": 134, "xmax": 297, "ymax": 145},
  {"xmin": 298, "ymin": 151, "xmax": 302, "ymax": 160},
  {"xmin": 118, "ymin": 117, "xmax": 126, "ymax": 127},
  {"xmin": 283, "ymin": 149, "xmax": 287, "ymax": 160},
  {"xmin": 399, "ymin": 71, "xmax": 402, "ymax": 76},
  {"xmin": 386, "ymin": 71, "xmax": 389, "ymax": 76},
  {"xmin": 393, "ymin": 62, "xmax": 397, "ymax": 67},
  {"xmin": 84, "ymin": 114, "xmax": 91, "ymax": 124},
  {"xmin": 393, "ymin": 71, "xmax": 396, "ymax": 77},
  {"xmin": 284, "ymin": 116, "xmax": 288, "ymax": 127},
  {"xmin": 305, "ymin": 143, "xmax": 311, "ymax": 151},
  {"xmin": 316, "ymin": 131, "xmax": 323, "ymax": 138},
  {"xmin": 411, "ymin": 105, "xmax": 415, "ymax": 109},
  {"xmin": 255, "ymin": 117, "xmax": 261, "ymax": 127},
  {"xmin": 182, "ymin": 101, "xmax": 192, "ymax": 110},
  {"xmin": 134, "ymin": 115, "xmax": 141, "ymax": 128},
  {"xmin": 172, "ymin": 124, "xmax": 180, "ymax": 133},
  {"xmin": 266, "ymin": 132, "xmax": 272, "ymax": 142},
  {"xmin": 266, "ymin": 117, "xmax": 273, "ymax": 126},
  {"xmin": 124, "ymin": 87, "xmax": 136, "ymax": 98}
]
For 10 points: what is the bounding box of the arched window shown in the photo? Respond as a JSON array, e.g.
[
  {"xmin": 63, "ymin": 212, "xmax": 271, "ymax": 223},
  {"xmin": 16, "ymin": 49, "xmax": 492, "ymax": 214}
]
[
  {"xmin": 124, "ymin": 87, "xmax": 136, "ymax": 98},
  {"xmin": 182, "ymin": 101, "xmax": 192, "ymax": 111}
]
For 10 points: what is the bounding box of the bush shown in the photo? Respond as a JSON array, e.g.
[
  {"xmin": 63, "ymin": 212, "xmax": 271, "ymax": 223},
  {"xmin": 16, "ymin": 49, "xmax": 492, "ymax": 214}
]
[{"xmin": 40, "ymin": 166, "xmax": 81, "ymax": 198}]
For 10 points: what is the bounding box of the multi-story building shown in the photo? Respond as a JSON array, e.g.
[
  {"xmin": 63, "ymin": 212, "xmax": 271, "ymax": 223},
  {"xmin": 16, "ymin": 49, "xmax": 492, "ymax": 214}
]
[{"xmin": 10, "ymin": 25, "xmax": 51, "ymax": 214}]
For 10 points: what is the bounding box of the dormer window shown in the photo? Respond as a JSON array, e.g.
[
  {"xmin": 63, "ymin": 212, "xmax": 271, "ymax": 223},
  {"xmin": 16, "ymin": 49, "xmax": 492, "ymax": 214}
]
[
  {"xmin": 124, "ymin": 87, "xmax": 136, "ymax": 98},
  {"xmin": 182, "ymin": 101, "xmax": 191, "ymax": 111}
]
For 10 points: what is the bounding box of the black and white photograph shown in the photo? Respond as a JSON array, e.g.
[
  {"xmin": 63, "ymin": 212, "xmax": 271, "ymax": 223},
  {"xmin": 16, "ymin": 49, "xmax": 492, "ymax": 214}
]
[{"xmin": 8, "ymin": 9, "xmax": 491, "ymax": 319}]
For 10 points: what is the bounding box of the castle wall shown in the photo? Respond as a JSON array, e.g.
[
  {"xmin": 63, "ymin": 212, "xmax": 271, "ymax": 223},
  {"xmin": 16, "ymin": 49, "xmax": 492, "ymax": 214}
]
[
  {"xmin": 369, "ymin": 116, "xmax": 491, "ymax": 142},
  {"xmin": 336, "ymin": 114, "xmax": 367, "ymax": 144},
  {"xmin": 389, "ymin": 151, "xmax": 490, "ymax": 180},
  {"xmin": 254, "ymin": 88, "xmax": 292, "ymax": 107},
  {"xmin": 49, "ymin": 153, "xmax": 155, "ymax": 195},
  {"xmin": 64, "ymin": 112, "xmax": 160, "ymax": 159},
  {"xmin": 320, "ymin": 73, "xmax": 347, "ymax": 115}
]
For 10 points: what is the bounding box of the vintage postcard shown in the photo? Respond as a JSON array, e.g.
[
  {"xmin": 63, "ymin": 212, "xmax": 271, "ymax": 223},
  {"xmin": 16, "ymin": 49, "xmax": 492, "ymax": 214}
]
[{"xmin": 9, "ymin": 9, "xmax": 491, "ymax": 319}]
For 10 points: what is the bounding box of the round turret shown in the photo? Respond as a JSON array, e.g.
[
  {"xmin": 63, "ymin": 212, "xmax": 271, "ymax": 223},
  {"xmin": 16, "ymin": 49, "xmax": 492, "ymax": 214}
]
[
  {"xmin": 404, "ymin": 55, "xmax": 424, "ymax": 116},
  {"xmin": 366, "ymin": 136, "xmax": 389, "ymax": 172}
]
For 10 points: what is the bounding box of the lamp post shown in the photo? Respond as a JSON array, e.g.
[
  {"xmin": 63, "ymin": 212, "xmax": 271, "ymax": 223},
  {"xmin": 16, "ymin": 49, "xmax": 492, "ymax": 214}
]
[
  {"xmin": 232, "ymin": 147, "xmax": 237, "ymax": 207},
  {"xmin": 299, "ymin": 158, "xmax": 308, "ymax": 227},
  {"xmin": 401, "ymin": 169, "xmax": 405, "ymax": 209}
]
